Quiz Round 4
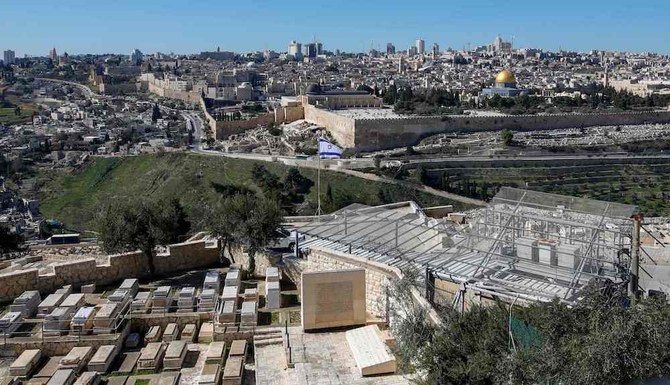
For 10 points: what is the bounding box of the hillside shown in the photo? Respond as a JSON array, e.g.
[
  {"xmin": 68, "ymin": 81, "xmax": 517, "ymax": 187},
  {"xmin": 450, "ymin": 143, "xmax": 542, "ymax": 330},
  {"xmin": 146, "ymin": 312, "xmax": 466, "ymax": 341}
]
[{"xmin": 37, "ymin": 153, "xmax": 472, "ymax": 233}]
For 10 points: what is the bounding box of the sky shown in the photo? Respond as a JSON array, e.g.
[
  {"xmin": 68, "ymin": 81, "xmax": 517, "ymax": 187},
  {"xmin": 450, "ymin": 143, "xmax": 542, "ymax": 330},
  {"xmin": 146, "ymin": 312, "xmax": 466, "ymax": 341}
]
[{"xmin": 3, "ymin": 0, "xmax": 669, "ymax": 57}]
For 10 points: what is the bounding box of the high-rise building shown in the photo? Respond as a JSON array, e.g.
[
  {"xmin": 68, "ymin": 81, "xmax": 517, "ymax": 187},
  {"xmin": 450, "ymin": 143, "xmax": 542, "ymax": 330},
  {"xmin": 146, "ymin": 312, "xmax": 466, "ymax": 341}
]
[
  {"xmin": 303, "ymin": 43, "xmax": 317, "ymax": 58},
  {"xmin": 432, "ymin": 43, "xmax": 440, "ymax": 58},
  {"xmin": 288, "ymin": 41, "xmax": 302, "ymax": 58},
  {"xmin": 409, "ymin": 46, "xmax": 418, "ymax": 56},
  {"xmin": 386, "ymin": 43, "xmax": 396, "ymax": 55},
  {"xmin": 130, "ymin": 49, "xmax": 144, "ymax": 65},
  {"xmin": 50, "ymin": 47, "xmax": 58, "ymax": 65},
  {"xmin": 3, "ymin": 50, "xmax": 15, "ymax": 65},
  {"xmin": 315, "ymin": 42, "xmax": 323, "ymax": 55},
  {"xmin": 416, "ymin": 39, "xmax": 425, "ymax": 55}
]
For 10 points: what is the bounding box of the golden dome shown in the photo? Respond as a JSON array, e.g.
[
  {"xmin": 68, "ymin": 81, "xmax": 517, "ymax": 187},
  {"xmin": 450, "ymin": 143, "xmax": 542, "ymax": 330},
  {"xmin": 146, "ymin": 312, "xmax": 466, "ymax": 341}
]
[{"xmin": 495, "ymin": 69, "xmax": 516, "ymax": 84}]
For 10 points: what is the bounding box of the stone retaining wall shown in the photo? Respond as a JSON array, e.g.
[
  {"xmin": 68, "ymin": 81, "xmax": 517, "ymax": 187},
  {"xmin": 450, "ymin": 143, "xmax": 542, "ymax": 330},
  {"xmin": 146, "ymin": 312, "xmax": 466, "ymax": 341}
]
[
  {"xmin": 282, "ymin": 247, "xmax": 440, "ymax": 324},
  {"xmin": 0, "ymin": 239, "xmax": 220, "ymax": 303}
]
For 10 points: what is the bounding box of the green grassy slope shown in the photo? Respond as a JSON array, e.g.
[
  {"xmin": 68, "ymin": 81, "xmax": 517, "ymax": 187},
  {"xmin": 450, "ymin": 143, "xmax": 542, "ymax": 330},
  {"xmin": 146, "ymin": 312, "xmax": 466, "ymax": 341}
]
[{"xmin": 38, "ymin": 153, "xmax": 472, "ymax": 233}]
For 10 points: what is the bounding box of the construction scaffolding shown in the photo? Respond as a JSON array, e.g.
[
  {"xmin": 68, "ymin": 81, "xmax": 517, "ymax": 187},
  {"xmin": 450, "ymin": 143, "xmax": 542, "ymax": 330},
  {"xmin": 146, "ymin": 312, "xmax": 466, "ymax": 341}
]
[{"xmin": 293, "ymin": 188, "xmax": 638, "ymax": 306}]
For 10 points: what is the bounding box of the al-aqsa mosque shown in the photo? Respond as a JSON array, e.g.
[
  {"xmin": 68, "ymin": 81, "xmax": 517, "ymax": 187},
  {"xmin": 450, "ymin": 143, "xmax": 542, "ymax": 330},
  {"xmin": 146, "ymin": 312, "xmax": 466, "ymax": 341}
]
[{"xmin": 481, "ymin": 69, "xmax": 525, "ymax": 97}]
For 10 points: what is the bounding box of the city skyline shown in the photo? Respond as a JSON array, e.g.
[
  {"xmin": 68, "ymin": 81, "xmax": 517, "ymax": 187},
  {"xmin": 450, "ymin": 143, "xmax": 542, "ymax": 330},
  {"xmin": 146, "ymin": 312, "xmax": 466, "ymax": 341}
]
[{"xmin": 3, "ymin": 0, "xmax": 670, "ymax": 57}]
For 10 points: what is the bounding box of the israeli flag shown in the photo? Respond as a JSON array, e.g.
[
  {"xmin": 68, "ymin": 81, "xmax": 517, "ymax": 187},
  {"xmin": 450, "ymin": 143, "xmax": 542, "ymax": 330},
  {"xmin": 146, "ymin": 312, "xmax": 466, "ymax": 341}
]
[{"xmin": 318, "ymin": 138, "xmax": 343, "ymax": 159}]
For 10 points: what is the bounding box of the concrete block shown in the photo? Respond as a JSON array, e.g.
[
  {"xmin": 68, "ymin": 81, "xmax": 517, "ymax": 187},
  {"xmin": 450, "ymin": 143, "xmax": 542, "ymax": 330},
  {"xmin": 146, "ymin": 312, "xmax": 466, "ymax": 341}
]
[
  {"xmin": 345, "ymin": 325, "xmax": 396, "ymax": 376},
  {"xmin": 301, "ymin": 269, "xmax": 366, "ymax": 331}
]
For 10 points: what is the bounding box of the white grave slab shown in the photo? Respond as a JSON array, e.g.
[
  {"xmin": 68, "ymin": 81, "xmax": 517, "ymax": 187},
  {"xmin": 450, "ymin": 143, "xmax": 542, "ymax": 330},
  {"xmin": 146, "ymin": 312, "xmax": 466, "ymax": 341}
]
[{"xmin": 345, "ymin": 325, "xmax": 397, "ymax": 376}]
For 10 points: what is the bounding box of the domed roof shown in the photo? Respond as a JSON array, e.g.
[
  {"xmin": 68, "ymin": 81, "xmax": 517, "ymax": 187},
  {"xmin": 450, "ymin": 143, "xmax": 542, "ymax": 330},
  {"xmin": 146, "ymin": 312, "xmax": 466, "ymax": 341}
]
[
  {"xmin": 305, "ymin": 83, "xmax": 323, "ymax": 94},
  {"xmin": 495, "ymin": 69, "xmax": 516, "ymax": 84}
]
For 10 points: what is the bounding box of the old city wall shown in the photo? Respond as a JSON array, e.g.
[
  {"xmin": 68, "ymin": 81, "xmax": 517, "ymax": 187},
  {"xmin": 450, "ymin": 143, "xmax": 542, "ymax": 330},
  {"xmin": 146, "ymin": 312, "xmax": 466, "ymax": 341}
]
[
  {"xmin": 304, "ymin": 105, "xmax": 356, "ymax": 148},
  {"xmin": 0, "ymin": 239, "xmax": 220, "ymax": 302},
  {"xmin": 353, "ymin": 110, "xmax": 670, "ymax": 151},
  {"xmin": 215, "ymin": 112, "xmax": 276, "ymax": 139},
  {"xmin": 282, "ymin": 247, "xmax": 440, "ymax": 324},
  {"xmin": 148, "ymin": 82, "xmax": 200, "ymax": 103}
]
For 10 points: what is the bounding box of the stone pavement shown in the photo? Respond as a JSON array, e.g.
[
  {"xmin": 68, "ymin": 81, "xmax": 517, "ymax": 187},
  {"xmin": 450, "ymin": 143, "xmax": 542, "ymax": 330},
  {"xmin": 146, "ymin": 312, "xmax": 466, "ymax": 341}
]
[{"xmin": 255, "ymin": 327, "xmax": 411, "ymax": 385}]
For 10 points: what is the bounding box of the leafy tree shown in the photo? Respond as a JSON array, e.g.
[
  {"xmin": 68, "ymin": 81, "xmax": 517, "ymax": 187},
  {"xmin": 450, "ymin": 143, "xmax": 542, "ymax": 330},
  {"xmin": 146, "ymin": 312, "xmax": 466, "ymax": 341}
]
[
  {"xmin": 204, "ymin": 194, "xmax": 283, "ymax": 274},
  {"xmin": 97, "ymin": 198, "xmax": 190, "ymax": 275},
  {"xmin": 0, "ymin": 225, "xmax": 25, "ymax": 257},
  {"xmin": 501, "ymin": 129, "xmax": 514, "ymax": 146},
  {"xmin": 151, "ymin": 103, "xmax": 161, "ymax": 123}
]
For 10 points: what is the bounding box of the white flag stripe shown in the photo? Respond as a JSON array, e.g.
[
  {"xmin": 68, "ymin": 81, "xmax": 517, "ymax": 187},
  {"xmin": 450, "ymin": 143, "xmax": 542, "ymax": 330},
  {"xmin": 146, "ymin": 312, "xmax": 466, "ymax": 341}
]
[{"xmin": 318, "ymin": 138, "xmax": 343, "ymax": 159}]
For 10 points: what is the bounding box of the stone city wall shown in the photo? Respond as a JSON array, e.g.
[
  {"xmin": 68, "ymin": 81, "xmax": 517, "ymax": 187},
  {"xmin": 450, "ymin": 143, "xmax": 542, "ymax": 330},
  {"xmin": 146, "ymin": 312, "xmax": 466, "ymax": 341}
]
[
  {"xmin": 0, "ymin": 239, "xmax": 219, "ymax": 303},
  {"xmin": 352, "ymin": 110, "xmax": 670, "ymax": 151},
  {"xmin": 147, "ymin": 81, "xmax": 201, "ymax": 103},
  {"xmin": 304, "ymin": 105, "xmax": 356, "ymax": 148}
]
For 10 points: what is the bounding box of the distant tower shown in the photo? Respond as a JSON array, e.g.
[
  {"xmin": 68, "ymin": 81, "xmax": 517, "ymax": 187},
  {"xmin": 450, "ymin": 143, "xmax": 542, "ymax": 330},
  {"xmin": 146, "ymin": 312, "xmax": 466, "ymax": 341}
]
[
  {"xmin": 432, "ymin": 43, "xmax": 440, "ymax": 59},
  {"xmin": 398, "ymin": 57, "xmax": 405, "ymax": 73},
  {"xmin": 288, "ymin": 40, "xmax": 302, "ymax": 59},
  {"xmin": 386, "ymin": 43, "xmax": 395, "ymax": 55},
  {"xmin": 3, "ymin": 50, "xmax": 15, "ymax": 65},
  {"xmin": 50, "ymin": 47, "xmax": 58, "ymax": 65},
  {"xmin": 416, "ymin": 39, "xmax": 425, "ymax": 55}
]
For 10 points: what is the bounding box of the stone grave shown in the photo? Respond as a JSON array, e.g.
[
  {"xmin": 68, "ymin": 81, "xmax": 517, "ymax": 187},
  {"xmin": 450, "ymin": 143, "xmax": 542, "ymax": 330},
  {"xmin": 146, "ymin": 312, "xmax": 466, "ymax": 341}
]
[
  {"xmin": 93, "ymin": 303, "xmax": 119, "ymax": 334},
  {"xmin": 224, "ymin": 270, "xmax": 240, "ymax": 288},
  {"xmin": 203, "ymin": 270, "xmax": 221, "ymax": 293},
  {"xmin": 222, "ymin": 356, "xmax": 244, "ymax": 385},
  {"xmin": 216, "ymin": 301, "xmax": 236, "ymax": 325},
  {"xmin": 265, "ymin": 267, "xmax": 280, "ymax": 282},
  {"xmin": 87, "ymin": 345, "xmax": 118, "ymax": 373},
  {"xmin": 80, "ymin": 284, "xmax": 96, "ymax": 294},
  {"xmin": 119, "ymin": 279, "xmax": 139, "ymax": 297},
  {"xmin": 9, "ymin": 291, "xmax": 41, "ymax": 317},
  {"xmin": 152, "ymin": 286, "xmax": 173, "ymax": 312},
  {"xmin": 243, "ymin": 288, "xmax": 258, "ymax": 302},
  {"xmin": 43, "ymin": 307, "xmax": 72, "ymax": 336},
  {"xmin": 72, "ymin": 372, "xmax": 99, "ymax": 385},
  {"xmin": 37, "ymin": 293, "xmax": 66, "ymax": 318},
  {"xmin": 9, "ymin": 349, "xmax": 41, "ymax": 377},
  {"xmin": 71, "ymin": 307, "xmax": 96, "ymax": 334},
  {"xmin": 144, "ymin": 325, "xmax": 162, "ymax": 344},
  {"xmin": 131, "ymin": 292, "xmax": 151, "ymax": 314},
  {"xmin": 198, "ymin": 322, "xmax": 213, "ymax": 343},
  {"xmin": 198, "ymin": 289, "xmax": 217, "ymax": 312},
  {"xmin": 46, "ymin": 369, "xmax": 75, "ymax": 385},
  {"xmin": 114, "ymin": 352, "xmax": 140, "ymax": 375},
  {"xmin": 198, "ymin": 364, "xmax": 221, "ymax": 385},
  {"xmin": 265, "ymin": 281, "xmax": 280, "ymax": 310},
  {"xmin": 60, "ymin": 294, "xmax": 85, "ymax": 312},
  {"xmin": 0, "ymin": 311, "xmax": 22, "ymax": 336},
  {"xmin": 33, "ymin": 356, "xmax": 64, "ymax": 379},
  {"xmin": 345, "ymin": 325, "xmax": 397, "ymax": 376},
  {"xmin": 162, "ymin": 323, "xmax": 179, "ymax": 342},
  {"xmin": 180, "ymin": 324, "xmax": 197, "ymax": 342},
  {"xmin": 59, "ymin": 346, "xmax": 93, "ymax": 373},
  {"xmin": 221, "ymin": 286, "xmax": 238, "ymax": 303},
  {"xmin": 176, "ymin": 287, "xmax": 196, "ymax": 313},
  {"xmin": 205, "ymin": 341, "xmax": 226, "ymax": 365},
  {"xmin": 240, "ymin": 301, "xmax": 257, "ymax": 327},
  {"xmin": 228, "ymin": 340, "xmax": 247, "ymax": 360},
  {"xmin": 162, "ymin": 341, "xmax": 187, "ymax": 370},
  {"xmin": 137, "ymin": 342, "xmax": 166, "ymax": 372}
]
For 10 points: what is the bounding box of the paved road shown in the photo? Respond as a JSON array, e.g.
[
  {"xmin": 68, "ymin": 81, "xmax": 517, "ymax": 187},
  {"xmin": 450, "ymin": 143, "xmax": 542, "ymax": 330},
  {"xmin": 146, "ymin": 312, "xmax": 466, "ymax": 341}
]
[{"xmin": 34, "ymin": 77, "xmax": 97, "ymax": 99}]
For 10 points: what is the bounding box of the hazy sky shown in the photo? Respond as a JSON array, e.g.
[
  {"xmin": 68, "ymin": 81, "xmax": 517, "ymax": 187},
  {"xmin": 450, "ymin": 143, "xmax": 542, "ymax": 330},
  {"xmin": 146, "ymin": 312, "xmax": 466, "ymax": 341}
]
[{"xmin": 3, "ymin": 0, "xmax": 669, "ymax": 56}]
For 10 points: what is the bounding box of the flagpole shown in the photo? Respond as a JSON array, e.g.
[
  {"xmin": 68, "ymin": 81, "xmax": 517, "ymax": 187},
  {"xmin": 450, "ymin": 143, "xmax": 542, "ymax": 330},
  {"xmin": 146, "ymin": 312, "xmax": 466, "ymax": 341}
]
[{"xmin": 317, "ymin": 136, "xmax": 322, "ymax": 218}]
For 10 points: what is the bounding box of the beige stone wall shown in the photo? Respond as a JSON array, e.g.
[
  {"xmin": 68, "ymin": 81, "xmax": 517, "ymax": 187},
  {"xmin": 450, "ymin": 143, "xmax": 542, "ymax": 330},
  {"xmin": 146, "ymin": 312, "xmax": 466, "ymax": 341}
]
[
  {"xmin": 281, "ymin": 247, "xmax": 441, "ymax": 325},
  {"xmin": 303, "ymin": 105, "xmax": 356, "ymax": 148},
  {"xmin": 353, "ymin": 110, "xmax": 670, "ymax": 151},
  {"xmin": 0, "ymin": 239, "xmax": 220, "ymax": 303}
]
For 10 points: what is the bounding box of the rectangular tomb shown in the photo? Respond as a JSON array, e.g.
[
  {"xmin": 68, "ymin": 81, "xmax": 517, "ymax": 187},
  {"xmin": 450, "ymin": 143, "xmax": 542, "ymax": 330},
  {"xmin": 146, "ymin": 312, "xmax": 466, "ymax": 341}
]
[
  {"xmin": 93, "ymin": 303, "xmax": 119, "ymax": 334},
  {"xmin": 46, "ymin": 369, "xmax": 75, "ymax": 385},
  {"xmin": 59, "ymin": 346, "xmax": 94, "ymax": 373},
  {"xmin": 72, "ymin": 372, "xmax": 99, "ymax": 385},
  {"xmin": 198, "ymin": 364, "xmax": 221, "ymax": 385},
  {"xmin": 180, "ymin": 324, "xmax": 197, "ymax": 342},
  {"xmin": 301, "ymin": 269, "xmax": 366, "ymax": 331},
  {"xmin": 144, "ymin": 325, "xmax": 162, "ymax": 344},
  {"xmin": 138, "ymin": 342, "xmax": 166, "ymax": 372},
  {"xmin": 163, "ymin": 341, "xmax": 187, "ymax": 370},
  {"xmin": 243, "ymin": 288, "xmax": 258, "ymax": 302},
  {"xmin": 265, "ymin": 267, "xmax": 280, "ymax": 282},
  {"xmin": 265, "ymin": 281, "xmax": 280, "ymax": 310},
  {"xmin": 60, "ymin": 294, "xmax": 85, "ymax": 310},
  {"xmin": 198, "ymin": 322, "xmax": 213, "ymax": 343},
  {"xmin": 38, "ymin": 293, "xmax": 66, "ymax": 318},
  {"xmin": 0, "ymin": 311, "xmax": 22, "ymax": 336},
  {"xmin": 222, "ymin": 357, "xmax": 244, "ymax": 385},
  {"xmin": 240, "ymin": 301, "xmax": 257, "ymax": 327},
  {"xmin": 71, "ymin": 307, "xmax": 96, "ymax": 334},
  {"xmin": 221, "ymin": 286, "xmax": 239, "ymax": 303},
  {"xmin": 345, "ymin": 325, "xmax": 396, "ymax": 376},
  {"xmin": 203, "ymin": 270, "xmax": 221, "ymax": 292},
  {"xmin": 205, "ymin": 341, "xmax": 226, "ymax": 364},
  {"xmin": 176, "ymin": 287, "xmax": 196, "ymax": 313},
  {"xmin": 10, "ymin": 290, "xmax": 41, "ymax": 317},
  {"xmin": 228, "ymin": 340, "xmax": 247, "ymax": 360},
  {"xmin": 119, "ymin": 279, "xmax": 139, "ymax": 297},
  {"xmin": 224, "ymin": 270, "xmax": 240, "ymax": 288},
  {"xmin": 198, "ymin": 289, "xmax": 218, "ymax": 312},
  {"xmin": 131, "ymin": 292, "xmax": 151, "ymax": 314},
  {"xmin": 9, "ymin": 349, "xmax": 42, "ymax": 377},
  {"xmin": 87, "ymin": 345, "xmax": 118, "ymax": 373},
  {"xmin": 217, "ymin": 300, "xmax": 236, "ymax": 325},
  {"xmin": 162, "ymin": 323, "xmax": 179, "ymax": 342}
]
